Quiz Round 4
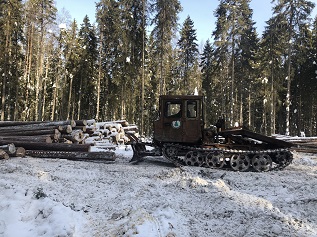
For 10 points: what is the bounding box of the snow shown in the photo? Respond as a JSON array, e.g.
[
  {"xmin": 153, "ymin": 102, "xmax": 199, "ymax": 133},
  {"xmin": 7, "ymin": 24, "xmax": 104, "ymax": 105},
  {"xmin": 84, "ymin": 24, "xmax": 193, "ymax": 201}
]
[{"xmin": 0, "ymin": 147, "xmax": 317, "ymax": 237}]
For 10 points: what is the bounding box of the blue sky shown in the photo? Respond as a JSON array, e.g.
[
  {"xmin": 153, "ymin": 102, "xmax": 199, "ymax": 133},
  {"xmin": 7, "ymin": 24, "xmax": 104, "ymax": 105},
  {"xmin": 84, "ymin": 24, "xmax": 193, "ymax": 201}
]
[{"xmin": 55, "ymin": 0, "xmax": 317, "ymax": 44}]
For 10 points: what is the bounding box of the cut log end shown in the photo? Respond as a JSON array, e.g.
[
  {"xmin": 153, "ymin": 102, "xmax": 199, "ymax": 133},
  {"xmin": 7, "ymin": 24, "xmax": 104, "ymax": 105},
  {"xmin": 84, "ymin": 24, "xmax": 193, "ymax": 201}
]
[
  {"xmin": 0, "ymin": 143, "xmax": 16, "ymax": 155},
  {"xmin": 0, "ymin": 149, "xmax": 9, "ymax": 159},
  {"xmin": 15, "ymin": 147, "xmax": 26, "ymax": 157}
]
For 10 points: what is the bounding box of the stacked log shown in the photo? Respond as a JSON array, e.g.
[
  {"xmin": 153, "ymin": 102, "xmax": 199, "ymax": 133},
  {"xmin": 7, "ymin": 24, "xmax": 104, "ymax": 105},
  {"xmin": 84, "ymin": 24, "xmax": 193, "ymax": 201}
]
[
  {"xmin": 0, "ymin": 120, "xmax": 102, "ymax": 160},
  {"xmin": 86, "ymin": 120, "xmax": 138, "ymax": 147},
  {"xmin": 291, "ymin": 138, "xmax": 317, "ymax": 153},
  {"xmin": 276, "ymin": 136, "xmax": 317, "ymax": 153},
  {"xmin": 0, "ymin": 120, "xmax": 77, "ymax": 144},
  {"xmin": 0, "ymin": 119, "xmax": 138, "ymax": 161}
]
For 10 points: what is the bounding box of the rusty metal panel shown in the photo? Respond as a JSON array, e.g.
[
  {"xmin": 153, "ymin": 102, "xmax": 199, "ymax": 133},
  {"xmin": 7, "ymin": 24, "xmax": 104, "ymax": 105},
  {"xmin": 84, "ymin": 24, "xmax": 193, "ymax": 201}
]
[
  {"xmin": 153, "ymin": 95, "xmax": 203, "ymax": 144},
  {"xmin": 219, "ymin": 128, "xmax": 293, "ymax": 148}
]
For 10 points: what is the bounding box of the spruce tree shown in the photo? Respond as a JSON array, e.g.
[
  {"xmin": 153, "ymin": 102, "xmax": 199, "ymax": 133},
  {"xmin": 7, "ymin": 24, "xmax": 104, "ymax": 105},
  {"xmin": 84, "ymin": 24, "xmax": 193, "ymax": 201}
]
[
  {"xmin": 271, "ymin": 0, "xmax": 315, "ymax": 135},
  {"xmin": 259, "ymin": 16, "xmax": 288, "ymax": 135},
  {"xmin": 234, "ymin": 0, "xmax": 259, "ymax": 130},
  {"xmin": 96, "ymin": 0, "xmax": 122, "ymax": 120},
  {"xmin": 177, "ymin": 16, "xmax": 199, "ymax": 94},
  {"xmin": 77, "ymin": 15, "xmax": 98, "ymax": 120},
  {"xmin": 96, "ymin": 0, "xmax": 147, "ymax": 123},
  {"xmin": 211, "ymin": 0, "xmax": 259, "ymax": 129},
  {"xmin": 150, "ymin": 0, "xmax": 182, "ymax": 95},
  {"xmin": 201, "ymin": 40, "xmax": 218, "ymax": 125}
]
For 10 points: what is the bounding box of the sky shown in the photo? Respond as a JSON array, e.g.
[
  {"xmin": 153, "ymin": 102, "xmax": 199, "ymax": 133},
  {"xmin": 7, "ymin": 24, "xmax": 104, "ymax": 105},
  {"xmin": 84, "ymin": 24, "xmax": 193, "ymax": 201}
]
[{"xmin": 55, "ymin": 0, "xmax": 317, "ymax": 44}]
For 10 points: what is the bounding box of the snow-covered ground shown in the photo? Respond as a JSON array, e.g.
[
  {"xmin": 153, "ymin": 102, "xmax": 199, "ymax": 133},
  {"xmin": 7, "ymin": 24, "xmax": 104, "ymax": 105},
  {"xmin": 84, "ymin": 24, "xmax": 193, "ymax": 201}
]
[{"xmin": 0, "ymin": 146, "xmax": 317, "ymax": 237}]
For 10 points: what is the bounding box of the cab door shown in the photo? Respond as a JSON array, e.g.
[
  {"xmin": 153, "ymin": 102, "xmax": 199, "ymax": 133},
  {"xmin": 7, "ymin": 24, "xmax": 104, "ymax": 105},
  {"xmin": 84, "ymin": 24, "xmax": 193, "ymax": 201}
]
[
  {"xmin": 161, "ymin": 100, "xmax": 183, "ymax": 143},
  {"xmin": 182, "ymin": 99, "xmax": 203, "ymax": 143}
]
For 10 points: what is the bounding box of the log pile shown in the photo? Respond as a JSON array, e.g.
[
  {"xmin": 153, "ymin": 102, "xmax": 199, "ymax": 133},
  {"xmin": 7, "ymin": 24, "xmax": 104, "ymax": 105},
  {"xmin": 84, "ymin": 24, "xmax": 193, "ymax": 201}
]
[
  {"xmin": 288, "ymin": 138, "xmax": 317, "ymax": 153},
  {"xmin": 276, "ymin": 135, "xmax": 317, "ymax": 153},
  {"xmin": 0, "ymin": 119, "xmax": 138, "ymax": 161},
  {"xmin": 85, "ymin": 120, "xmax": 139, "ymax": 150}
]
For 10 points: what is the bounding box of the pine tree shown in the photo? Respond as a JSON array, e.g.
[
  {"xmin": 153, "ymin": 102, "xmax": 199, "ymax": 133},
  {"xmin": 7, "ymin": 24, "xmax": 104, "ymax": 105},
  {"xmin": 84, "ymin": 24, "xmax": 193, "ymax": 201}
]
[
  {"xmin": 0, "ymin": 0, "xmax": 24, "ymax": 121},
  {"xmin": 62, "ymin": 19, "xmax": 81, "ymax": 120},
  {"xmin": 23, "ymin": 0, "xmax": 57, "ymax": 121}
]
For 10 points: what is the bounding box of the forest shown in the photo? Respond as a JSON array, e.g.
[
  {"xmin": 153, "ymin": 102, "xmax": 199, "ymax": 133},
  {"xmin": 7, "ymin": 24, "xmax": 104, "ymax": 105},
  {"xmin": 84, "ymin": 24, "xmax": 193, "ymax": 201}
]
[{"xmin": 0, "ymin": 0, "xmax": 316, "ymax": 137}]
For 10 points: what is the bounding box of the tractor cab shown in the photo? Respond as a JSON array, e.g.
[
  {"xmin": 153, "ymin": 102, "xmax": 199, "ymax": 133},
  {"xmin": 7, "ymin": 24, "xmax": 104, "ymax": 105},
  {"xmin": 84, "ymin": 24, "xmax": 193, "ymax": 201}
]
[{"xmin": 153, "ymin": 95, "xmax": 204, "ymax": 144}]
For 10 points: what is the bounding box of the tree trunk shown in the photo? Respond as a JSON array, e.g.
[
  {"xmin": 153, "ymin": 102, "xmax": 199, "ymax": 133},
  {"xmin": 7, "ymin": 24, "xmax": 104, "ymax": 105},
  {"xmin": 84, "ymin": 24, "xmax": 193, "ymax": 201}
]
[
  {"xmin": 96, "ymin": 29, "xmax": 103, "ymax": 121},
  {"xmin": 0, "ymin": 136, "xmax": 52, "ymax": 143},
  {"xmin": 0, "ymin": 120, "xmax": 76, "ymax": 127},
  {"xmin": 0, "ymin": 140, "xmax": 91, "ymax": 152},
  {"xmin": 35, "ymin": 22, "xmax": 45, "ymax": 121},
  {"xmin": 67, "ymin": 74, "xmax": 73, "ymax": 120},
  {"xmin": 285, "ymin": 9, "xmax": 294, "ymax": 136},
  {"xmin": 77, "ymin": 74, "xmax": 83, "ymax": 120},
  {"xmin": 74, "ymin": 120, "xmax": 87, "ymax": 126},
  {"xmin": 25, "ymin": 24, "xmax": 35, "ymax": 120},
  {"xmin": 25, "ymin": 150, "xmax": 115, "ymax": 161},
  {"xmin": 2, "ymin": 9, "xmax": 11, "ymax": 121}
]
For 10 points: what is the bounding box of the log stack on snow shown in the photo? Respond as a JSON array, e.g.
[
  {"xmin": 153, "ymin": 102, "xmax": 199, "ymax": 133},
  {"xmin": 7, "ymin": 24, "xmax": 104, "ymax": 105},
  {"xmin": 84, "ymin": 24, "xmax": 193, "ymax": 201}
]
[
  {"xmin": 84, "ymin": 120, "xmax": 139, "ymax": 151},
  {"xmin": 0, "ymin": 119, "xmax": 139, "ymax": 161},
  {"xmin": 278, "ymin": 136, "xmax": 317, "ymax": 153}
]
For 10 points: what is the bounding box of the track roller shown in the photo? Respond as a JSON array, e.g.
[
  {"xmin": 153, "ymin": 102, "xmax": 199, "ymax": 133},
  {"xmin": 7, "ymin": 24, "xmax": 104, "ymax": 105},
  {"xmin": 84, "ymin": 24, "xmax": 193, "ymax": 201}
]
[
  {"xmin": 162, "ymin": 145, "xmax": 178, "ymax": 159},
  {"xmin": 205, "ymin": 152, "xmax": 225, "ymax": 168},
  {"xmin": 252, "ymin": 154, "xmax": 272, "ymax": 172},
  {"xmin": 230, "ymin": 154, "xmax": 250, "ymax": 171},
  {"xmin": 184, "ymin": 151, "xmax": 204, "ymax": 166}
]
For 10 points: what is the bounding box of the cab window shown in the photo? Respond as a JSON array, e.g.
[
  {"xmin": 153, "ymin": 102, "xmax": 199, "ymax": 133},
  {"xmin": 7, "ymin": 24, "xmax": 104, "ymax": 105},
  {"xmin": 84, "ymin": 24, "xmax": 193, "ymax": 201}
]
[
  {"xmin": 186, "ymin": 100, "xmax": 197, "ymax": 118},
  {"xmin": 165, "ymin": 102, "xmax": 182, "ymax": 118}
]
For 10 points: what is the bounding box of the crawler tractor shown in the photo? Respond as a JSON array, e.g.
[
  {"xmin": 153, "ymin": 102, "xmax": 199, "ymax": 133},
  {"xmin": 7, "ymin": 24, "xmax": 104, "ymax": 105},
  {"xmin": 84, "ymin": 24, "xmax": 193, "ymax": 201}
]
[{"xmin": 129, "ymin": 95, "xmax": 293, "ymax": 172}]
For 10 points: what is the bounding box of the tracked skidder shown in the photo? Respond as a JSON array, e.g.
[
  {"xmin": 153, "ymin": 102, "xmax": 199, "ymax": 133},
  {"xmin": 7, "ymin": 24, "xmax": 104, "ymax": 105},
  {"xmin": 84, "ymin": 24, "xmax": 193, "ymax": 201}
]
[{"xmin": 129, "ymin": 95, "xmax": 293, "ymax": 172}]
